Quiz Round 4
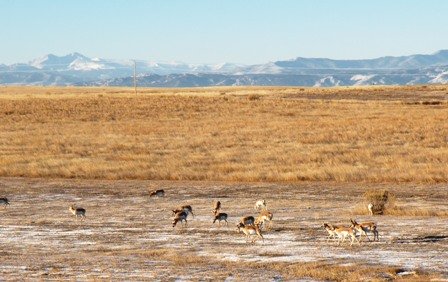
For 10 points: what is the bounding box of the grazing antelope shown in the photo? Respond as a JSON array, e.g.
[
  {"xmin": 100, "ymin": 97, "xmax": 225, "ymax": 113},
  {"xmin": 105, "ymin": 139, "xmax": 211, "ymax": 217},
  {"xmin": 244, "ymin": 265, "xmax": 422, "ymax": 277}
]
[
  {"xmin": 323, "ymin": 223, "xmax": 339, "ymax": 242},
  {"xmin": 172, "ymin": 211, "xmax": 188, "ymax": 227},
  {"xmin": 367, "ymin": 203, "xmax": 374, "ymax": 216},
  {"xmin": 240, "ymin": 216, "xmax": 255, "ymax": 226},
  {"xmin": 182, "ymin": 205, "xmax": 194, "ymax": 217},
  {"xmin": 254, "ymin": 199, "xmax": 267, "ymax": 211},
  {"xmin": 350, "ymin": 219, "xmax": 379, "ymax": 242},
  {"xmin": 172, "ymin": 205, "xmax": 194, "ymax": 218},
  {"xmin": 255, "ymin": 210, "xmax": 273, "ymax": 230},
  {"xmin": 213, "ymin": 210, "xmax": 228, "ymax": 226},
  {"xmin": 213, "ymin": 200, "xmax": 221, "ymax": 214},
  {"xmin": 0, "ymin": 198, "xmax": 10, "ymax": 209},
  {"xmin": 69, "ymin": 205, "xmax": 86, "ymax": 220},
  {"xmin": 236, "ymin": 222, "xmax": 263, "ymax": 243},
  {"xmin": 332, "ymin": 226, "xmax": 359, "ymax": 246},
  {"xmin": 150, "ymin": 189, "xmax": 165, "ymax": 197}
]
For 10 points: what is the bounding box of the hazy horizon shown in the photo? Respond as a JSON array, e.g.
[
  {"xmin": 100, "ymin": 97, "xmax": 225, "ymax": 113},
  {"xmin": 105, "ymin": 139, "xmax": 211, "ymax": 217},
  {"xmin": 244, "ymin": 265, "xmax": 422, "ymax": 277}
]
[{"xmin": 1, "ymin": 0, "xmax": 448, "ymax": 65}]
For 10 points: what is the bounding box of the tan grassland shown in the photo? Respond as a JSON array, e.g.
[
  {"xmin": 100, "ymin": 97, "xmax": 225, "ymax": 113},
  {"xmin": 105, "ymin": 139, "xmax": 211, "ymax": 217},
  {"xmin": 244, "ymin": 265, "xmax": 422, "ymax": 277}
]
[
  {"xmin": 1, "ymin": 86, "xmax": 448, "ymax": 280},
  {"xmin": 0, "ymin": 85, "xmax": 447, "ymax": 183}
]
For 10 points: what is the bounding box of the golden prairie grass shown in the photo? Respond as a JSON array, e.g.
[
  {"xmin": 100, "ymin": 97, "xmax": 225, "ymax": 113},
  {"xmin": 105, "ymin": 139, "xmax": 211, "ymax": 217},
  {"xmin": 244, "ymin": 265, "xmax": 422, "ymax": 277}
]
[
  {"xmin": 352, "ymin": 202, "xmax": 448, "ymax": 217},
  {"xmin": 0, "ymin": 85, "xmax": 447, "ymax": 182},
  {"xmin": 110, "ymin": 248, "xmax": 439, "ymax": 281},
  {"xmin": 385, "ymin": 205, "xmax": 448, "ymax": 217}
]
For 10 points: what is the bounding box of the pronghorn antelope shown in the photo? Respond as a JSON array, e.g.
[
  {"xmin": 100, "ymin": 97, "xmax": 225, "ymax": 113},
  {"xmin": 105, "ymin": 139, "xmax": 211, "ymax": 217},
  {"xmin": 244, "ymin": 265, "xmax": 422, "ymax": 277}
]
[
  {"xmin": 236, "ymin": 222, "xmax": 263, "ymax": 243},
  {"xmin": 213, "ymin": 210, "xmax": 228, "ymax": 226},
  {"xmin": 254, "ymin": 199, "xmax": 267, "ymax": 211},
  {"xmin": 150, "ymin": 189, "xmax": 165, "ymax": 197},
  {"xmin": 172, "ymin": 205, "xmax": 194, "ymax": 218},
  {"xmin": 172, "ymin": 211, "xmax": 188, "ymax": 227},
  {"xmin": 367, "ymin": 203, "xmax": 374, "ymax": 216},
  {"xmin": 213, "ymin": 200, "xmax": 221, "ymax": 214},
  {"xmin": 69, "ymin": 205, "xmax": 86, "ymax": 220},
  {"xmin": 0, "ymin": 198, "xmax": 10, "ymax": 209},
  {"xmin": 323, "ymin": 223, "xmax": 339, "ymax": 242},
  {"xmin": 240, "ymin": 216, "xmax": 255, "ymax": 226},
  {"xmin": 350, "ymin": 219, "xmax": 379, "ymax": 242},
  {"xmin": 332, "ymin": 226, "xmax": 359, "ymax": 246},
  {"xmin": 255, "ymin": 210, "xmax": 273, "ymax": 230},
  {"xmin": 182, "ymin": 205, "xmax": 194, "ymax": 217}
]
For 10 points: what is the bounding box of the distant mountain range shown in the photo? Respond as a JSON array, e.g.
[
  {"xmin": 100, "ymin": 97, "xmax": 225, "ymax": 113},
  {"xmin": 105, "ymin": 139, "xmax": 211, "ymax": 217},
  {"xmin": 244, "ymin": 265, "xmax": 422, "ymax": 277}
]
[{"xmin": 1, "ymin": 51, "xmax": 448, "ymax": 86}]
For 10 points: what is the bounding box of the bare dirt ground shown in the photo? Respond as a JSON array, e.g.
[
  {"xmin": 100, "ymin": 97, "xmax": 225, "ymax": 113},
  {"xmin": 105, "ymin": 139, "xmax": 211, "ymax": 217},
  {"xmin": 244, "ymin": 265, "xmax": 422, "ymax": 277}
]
[{"xmin": 0, "ymin": 177, "xmax": 446, "ymax": 280}]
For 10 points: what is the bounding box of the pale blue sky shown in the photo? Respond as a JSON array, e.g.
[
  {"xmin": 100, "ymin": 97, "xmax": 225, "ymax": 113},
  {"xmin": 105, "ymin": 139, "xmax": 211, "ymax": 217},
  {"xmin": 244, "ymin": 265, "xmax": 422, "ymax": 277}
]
[{"xmin": 1, "ymin": 0, "xmax": 447, "ymax": 64}]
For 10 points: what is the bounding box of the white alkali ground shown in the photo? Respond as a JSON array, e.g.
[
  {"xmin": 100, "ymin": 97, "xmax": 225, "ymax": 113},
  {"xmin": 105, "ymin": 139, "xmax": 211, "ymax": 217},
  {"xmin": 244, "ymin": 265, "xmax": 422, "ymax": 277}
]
[{"xmin": 0, "ymin": 179, "xmax": 446, "ymax": 279}]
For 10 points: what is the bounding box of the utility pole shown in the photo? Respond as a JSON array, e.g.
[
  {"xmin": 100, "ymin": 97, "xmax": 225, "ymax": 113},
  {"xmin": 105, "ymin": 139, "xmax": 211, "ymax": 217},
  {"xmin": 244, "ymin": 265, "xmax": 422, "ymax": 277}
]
[{"xmin": 133, "ymin": 60, "xmax": 137, "ymax": 94}]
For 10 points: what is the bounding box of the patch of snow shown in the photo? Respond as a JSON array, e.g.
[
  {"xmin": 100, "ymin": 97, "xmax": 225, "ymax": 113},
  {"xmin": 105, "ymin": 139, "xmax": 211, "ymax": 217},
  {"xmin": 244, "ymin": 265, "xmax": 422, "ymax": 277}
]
[
  {"xmin": 245, "ymin": 62, "xmax": 283, "ymax": 74},
  {"xmin": 314, "ymin": 76, "xmax": 340, "ymax": 87},
  {"xmin": 69, "ymin": 58, "xmax": 107, "ymax": 71},
  {"xmin": 350, "ymin": 74, "xmax": 375, "ymax": 85},
  {"xmin": 429, "ymin": 71, "xmax": 448, "ymax": 84}
]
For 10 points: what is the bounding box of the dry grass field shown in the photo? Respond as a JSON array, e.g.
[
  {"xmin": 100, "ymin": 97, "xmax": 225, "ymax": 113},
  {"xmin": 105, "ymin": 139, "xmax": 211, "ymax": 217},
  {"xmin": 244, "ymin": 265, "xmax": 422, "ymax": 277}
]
[
  {"xmin": 0, "ymin": 85, "xmax": 447, "ymax": 182},
  {"xmin": 0, "ymin": 86, "xmax": 447, "ymax": 280}
]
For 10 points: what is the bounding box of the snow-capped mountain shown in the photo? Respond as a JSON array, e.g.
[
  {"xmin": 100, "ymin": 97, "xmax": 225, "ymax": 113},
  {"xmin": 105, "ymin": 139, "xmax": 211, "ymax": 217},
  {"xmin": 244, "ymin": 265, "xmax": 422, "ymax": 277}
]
[
  {"xmin": 274, "ymin": 50, "xmax": 448, "ymax": 70},
  {"xmin": 30, "ymin": 52, "xmax": 90, "ymax": 70},
  {"xmin": 1, "ymin": 50, "xmax": 448, "ymax": 86},
  {"xmin": 29, "ymin": 52, "xmax": 130, "ymax": 72}
]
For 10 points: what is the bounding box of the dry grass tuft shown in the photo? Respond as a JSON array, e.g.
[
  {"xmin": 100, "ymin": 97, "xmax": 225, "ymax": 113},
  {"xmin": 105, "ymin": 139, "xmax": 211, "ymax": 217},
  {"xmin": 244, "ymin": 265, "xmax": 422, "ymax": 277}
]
[
  {"xmin": 385, "ymin": 205, "xmax": 448, "ymax": 217},
  {"xmin": 352, "ymin": 202, "xmax": 448, "ymax": 217},
  {"xmin": 364, "ymin": 189, "xmax": 396, "ymax": 214},
  {"xmin": 247, "ymin": 94, "xmax": 261, "ymax": 100}
]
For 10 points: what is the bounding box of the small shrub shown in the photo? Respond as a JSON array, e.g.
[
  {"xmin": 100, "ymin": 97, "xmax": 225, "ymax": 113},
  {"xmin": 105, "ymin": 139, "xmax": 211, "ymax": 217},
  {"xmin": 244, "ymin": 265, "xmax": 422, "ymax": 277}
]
[
  {"xmin": 363, "ymin": 189, "xmax": 395, "ymax": 215},
  {"xmin": 421, "ymin": 100, "xmax": 442, "ymax": 105},
  {"xmin": 247, "ymin": 94, "xmax": 261, "ymax": 101}
]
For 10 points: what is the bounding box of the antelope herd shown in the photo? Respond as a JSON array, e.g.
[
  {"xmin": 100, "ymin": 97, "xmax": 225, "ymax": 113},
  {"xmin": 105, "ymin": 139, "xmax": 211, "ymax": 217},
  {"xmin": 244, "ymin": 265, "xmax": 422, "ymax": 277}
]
[
  {"xmin": 0, "ymin": 191, "xmax": 381, "ymax": 246},
  {"xmin": 159, "ymin": 192, "xmax": 379, "ymax": 245}
]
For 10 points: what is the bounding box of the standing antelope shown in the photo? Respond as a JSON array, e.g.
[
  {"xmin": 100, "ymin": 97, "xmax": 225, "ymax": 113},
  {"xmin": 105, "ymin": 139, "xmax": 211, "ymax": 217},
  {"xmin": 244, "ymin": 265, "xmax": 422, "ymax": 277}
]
[
  {"xmin": 240, "ymin": 216, "xmax": 255, "ymax": 226},
  {"xmin": 69, "ymin": 205, "xmax": 86, "ymax": 220},
  {"xmin": 213, "ymin": 200, "xmax": 221, "ymax": 214},
  {"xmin": 172, "ymin": 205, "xmax": 194, "ymax": 218},
  {"xmin": 237, "ymin": 222, "xmax": 263, "ymax": 243},
  {"xmin": 350, "ymin": 219, "xmax": 379, "ymax": 242},
  {"xmin": 323, "ymin": 223, "xmax": 339, "ymax": 242},
  {"xmin": 367, "ymin": 203, "xmax": 374, "ymax": 216},
  {"xmin": 255, "ymin": 210, "xmax": 273, "ymax": 230},
  {"xmin": 332, "ymin": 226, "xmax": 359, "ymax": 246},
  {"xmin": 213, "ymin": 210, "xmax": 228, "ymax": 226},
  {"xmin": 0, "ymin": 198, "xmax": 10, "ymax": 209},
  {"xmin": 254, "ymin": 200, "xmax": 267, "ymax": 211},
  {"xmin": 150, "ymin": 189, "xmax": 165, "ymax": 197},
  {"xmin": 172, "ymin": 211, "xmax": 188, "ymax": 227}
]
